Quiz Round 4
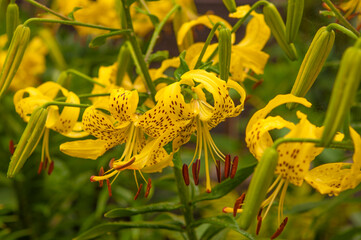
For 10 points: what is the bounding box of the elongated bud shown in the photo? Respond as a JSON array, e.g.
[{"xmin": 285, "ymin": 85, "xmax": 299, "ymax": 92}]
[
  {"xmin": 240, "ymin": 147, "xmax": 278, "ymax": 230},
  {"xmin": 0, "ymin": 24, "xmax": 30, "ymax": 99},
  {"xmin": 116, "ymin": 44, "xmax": 131, "ymax": 85},
  {"xmin": 218, "ymin": 27, "xmax": 232, "ymax": 82},
  {"xmin": 7, "ymin": 107, "xmax": 48, "ymax": 178},
  {"xmin": 287, "ymin": 27, "xmax": 335, "ymax": 109},
  {"xmin": 222, "ymin": 0, "xmax": 237, "ymax": 13},
  {"xmin": 286, "ymin": 0, "xmax": 304, "ymax": 43},
  {"xmin": 321, "ymin": 39, "xmax": 361, "ymax": 146},
  {"xmin": 263, "ymin": 3, "xmax": 298, "ymax": 60},
  {"xmin": 173, "ymin": 5, "xmax": 194, "ymax": 52},
  {"xmin": 6, "ymin": 2, "xmax": 20, "ymax": 43}
]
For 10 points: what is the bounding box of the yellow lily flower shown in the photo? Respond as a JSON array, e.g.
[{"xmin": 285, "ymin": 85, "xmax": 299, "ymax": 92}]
[
  {"xmin": 243, "ymin": 94, "xmax": 343, "ymax": 224},
  {"xmin": 138, "ymin": 69, "xmax": 246, "ymax": 192},
  {"xmin": 176, "ymin": 6, "xmax": 270, "ymax": 82},
  {"xmin": 0, "ymin": 35, "xmax": 47, "ymax": 91},
  {"xmin": 339, "ymin": 0, "xmax": 361, "ymax": 24},
  {"xmin": 13, "ymin": 81, "xmax": 87, "ymax": 174},
  {"xmin": 305, "ymin": 127, "xmax": 361, "ymax": 196}
]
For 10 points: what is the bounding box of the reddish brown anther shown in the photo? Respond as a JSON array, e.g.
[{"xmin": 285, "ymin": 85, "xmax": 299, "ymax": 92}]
[
  {"xmin": 134, "ymin": 183, "xmax": 143, "ymax": 200},
  {"xmin": 233, "ymin": 193, "xmax": 245, "ymax": 217},
  {"xmin": 99, "ymin": 167, "xmax": 104, "ymax": 187},
  {"xmin": 270, "ymin": 217, "xmax": 288, "ymax": 240},
  {"xmin": 192, "ymin": 159, "xmax": 200, "ymax": 185},
  {"xmin": 37, "ymin": 161, "xmax": 43, "ymax": 174},
  {"xmin": 109, "ymin": 158, "xmax": 115, "ymax": 168},
  {"xmin": 9, "ymin": 140, "xmax": 15, "ymax": 155},
  {"xmin": 106, "ymin": 179, "xmax": 112, "ymax": 197},
  {"xmin": 257, "ymin": 208, "xmax": 263, "ymax": 221},
  {"xmin": 182, "ymin": 164, "xmax": 190, "ymax": 186},
  {"xmin": 245, "ymin": 95, "xmax": 252, "ymax": 103},
  {"xmin": 145, "ymin": 178, "xmax": 152, "ymax": 198},
  {"xmin": 256, "ymin": 216, "xmax": 262, "ymax": 235},
  {"xmin": 252, "ymin": 79, "xmax": 264, "ymax": 90},
  {"xmin": 224, "ymin": 154, "xmax": 231, "ymax": 178},
  {"xmin": 114, "ymin": 157, "xmax": 135, "ymax": 170},
  {"xmin": 216, "ymin": 160, "xmax": 221, "ymax": 183},
  {"xmin": 230, "ymin": 156, "xmax": 239, "ymax": 179},
  {"xmin": 48, "ymin": 161, "xmax": 54, "ymax": 175},
  {"xmin": 90, "ymin": 176, "xmax": 96, "ymax": 182}
]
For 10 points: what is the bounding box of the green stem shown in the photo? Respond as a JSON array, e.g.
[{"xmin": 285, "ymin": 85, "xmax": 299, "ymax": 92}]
[
  {"xmin": 173, "ymin": 152, "xmax": 197, "ymax": 240},
  {"xmin": 42, "ymin": 102, "xmax": 91, "ymax": 109},
  {"xmin": 322, "ymin": 0, "xmax": 360, "ymax": 37},
  {"xmin": 66, "ymin": 69, "xmax": 106, "ymax": 88},
  {"xmin": 55, "ymin": 93, "xmax": 110, "ymax": 101},
  {"xmin": 194, "ymin": 22, "xmax": 226, "ymax": 69},
  {"xmin": 121, "ymin": 0, "xmax": 156, "ymax": 102},
  {"xmin": 144, "ymin": 4, "xmax": 180, "ymax": 62},
  {"xmin": 24, "ymin": 0, "xmax": 71, "ymax": 21},
  {"xmin": 273, "ymin": 138, "xmax": 354, "ymax": 150},
  {"xmin": 327, "ymin": 23, "xmax": 358, "ymax": 40},
  {"xmin": 23, "ymin": 18, "xmax": 119, "ymax": 31}
]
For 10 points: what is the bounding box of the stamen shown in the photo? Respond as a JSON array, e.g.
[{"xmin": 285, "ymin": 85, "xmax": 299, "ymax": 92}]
[
  {"xmin": 145, "ymin": 178, "xmax": 152, "ymax": 198},
  {"xmin": 44, "ymin": 157, "xmax": 48, "ymax": 169},
  {"xmin": 270, "ymin": 217, "xmax": 288, "ymax": 240},
  {"xmin": 182, "ymin": 164, "xmax": 190, "ymax": 186},
  {"xmin": 252, "ymin": 79, "xmax": 264, "ymax": 90},
  {"xmin": 37, "ymin": 161, "xmax": 43, "ymax": 174},
  {"xmin": 90, "ymin": 176, "xmax": 96, "ymax": 182},
  {"xmin": 9, "ymin": 139, "xmax": 15, "ymax": 155},
  {"xmin": 113, "ymin": 157, "xmax": 135, "ymax": 170},
  {"xmin": 278, "ymin": 180, "xmax": 289, "ymax": 224},
  {"xmin": 224, "ymin": 154, "xmax": 231, "ymax": 178},
  {"xmin": 134, "ymin": 183, "xmax": 143, "ymax": 200},
  {"xmin": 99, "ymin": 167, "xmax": 104, "ymax": 187},
  {"xmin": 257, "ymin": 208, "xmax": 263, "ymax": 221},
  {"xmin": 48, "ymin": 161, "xmax": 54, "ymax": 175},
  {"xmin": 106, "ymin": 179, "xmax": 112, "ymax": 197},
  {"xmin": 256, "ymin": 216, "xmax": 262, "ymax": 235},
  {"xmin": 233, "ymin": 193, "xmax": 245, "ymax": 217},
  {"xmin": 230, "ymin": 156, "xmax": 239, "ymax": 179},
  {"xmin": 216, "ymin": 160, "xmax": 221, "ymax": 183},
  {"xmin": 109, "ymin": 158, "xmax": 115, "ymax": 168}
]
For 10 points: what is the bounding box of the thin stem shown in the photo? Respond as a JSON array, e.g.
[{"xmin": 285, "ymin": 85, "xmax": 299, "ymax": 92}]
[
  {"xmin": 55, "ymin": 93, "xmax": 110, "ymax": 101},
  {"xmin": 66, "ymin": 69, "xmax": 106, "ymax": 88},
  {"xmin": 121, "ymin": 0, "xmax": 156, "ymax": 102},
  {"xmin": 42, "ymin": 102, "xmax": 91, "ymax": 109},
  {"xmin": 327, "ymin": 23, "xmax": 358, "ymax": 39},
  {"xmin": 24, "ymin": 0, "xmax": 71, "ymax": 21},
  {"xmin": 145, "ymin": 4, "xmax": 180, "ymax": 62},
  {"xmin": 173, "ymin": 152, "xmax": 198, "ymax": 240},
  {"xmin": 273, "ymin": 138, "xmax": 354, "ymax": 150},
  {"xmin": 23, "ymin": 18, "xmax": 119, "ymax": 31},
  {"xmin": 322, "ymin": 0, "xmax": 360, "ymax": 37}
]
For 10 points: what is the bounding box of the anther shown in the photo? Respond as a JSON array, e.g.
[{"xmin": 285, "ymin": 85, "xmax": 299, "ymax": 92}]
[
  {"xmin": 99, "ymin": 167, "xmax": 104, "ymax": 187},
  {"xmin": 252, "ymin": 79, "xmax": 263, "ymax": 90},
  {"xmin": 48, "ymin": 161, "xmax": 54, "ymax": 175},
  {"xmin": 233, "ymin": 193, "xmax": 245, "ymax": 217},
  {"xmin": 109, "ymin": 158, "xmax": 115, "ymax": 169},
  {"xmin": 182, "ymin": 164, "xmax": 190, "ymax": 186},
  {"xmin": 44, "ymin": 157, "xmax": 48, "ymax": 169},
  {"xmin": 230, "ymin": 156, "xmax": 238, "ymax": 179},
  {"xmin": 216, "ymin": 160, "xmax": 221, "ymax": 183},
  {"xmin": 145, "ymin": 178, "xmax": 152, "ymax": 198},
  {"xmin": 106, "ymin": 179, "xmax": 112, "ymax": 197},
  {"xmin": 270, "ymin": 217, "xmax": 288, "ymax": 240},
  {"xmin": 90, "ymin": 176, "xmax": 96, "ymax": 182},
  {"xmin": 192, "ymin": 159, "xmax": 200, "ymax": 185},
  {"xmin": 134, "ymin": 183, "xmax": 143, "ymax": 200},
  {"xmin": 256, "ymin": 216, "xmax": 262, "ymax": 235},
  {"xmin": 114, "ymin": 157, "xmax": 135, "ymax": 170},
  {"xmin": 224, "ymin": 155, "xmax": 231, "ymax": 178},
  {"xmin": 9, "ymin": 139, "xmax": 15, "ymax": 155},
  {"xmin": 257, "ymin": 208, "xmax": 263, "ymax": 221},
  {"xmin": 37, "ymin": 161, "xmax": 43, "ymax": 174}
]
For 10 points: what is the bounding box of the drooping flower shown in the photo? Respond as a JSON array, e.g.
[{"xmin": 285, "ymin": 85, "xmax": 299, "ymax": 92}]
[
  {"xmin": 0, "ymin": 35, "xmax": 47, "ymax": 91},
  {"xmin": 13, "ymin": 81, "xmax": 87, "ymax": 174},
  {"xmin": 138, "ymin": 69, "xmax": 246, "ymax": 192}
]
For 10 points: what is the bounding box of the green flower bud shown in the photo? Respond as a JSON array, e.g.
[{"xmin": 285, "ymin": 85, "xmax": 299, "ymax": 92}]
[
  {"xmin": 321, "ymin": 39, "xmax": 361, "ymax": 146},
  {"xmin": 286, "ymin": 0, "xmax": 304, "ymax": 43},
  {"xmin": 218, "ymin": 27, "xmax": 232, "ymax": 82},
  {"xmin": 263, "ymin": 3, "xmax": 298, "ymax": 61},
  {"xmin": 240, "ymin": 147, "xmax": 278, "ymax": 230},
  {"xmin": 6, "ymin": 2, "xmax": 20, "ymax": 43},
  {"xmin": 222, "ymin": 0, "xmax": 237, "ymax": 13},
  {"xmin": 0, "ymin": 24, "xmax": 30, "ymax": 99},
  {"xmin": 8, "ymin": 107, "xmax": 48, "ymax": 178},
  {"xmin": 287, "ymin": 27, "xmax": 335, "ymax": 109},
  {"xmin": 116, "ymin": 43, "xmax": 131, "ymax": 85}
]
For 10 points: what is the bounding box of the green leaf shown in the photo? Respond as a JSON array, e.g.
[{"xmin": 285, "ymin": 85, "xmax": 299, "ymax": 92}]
[
  {"xmin": 147, "ymin": 50, "xmax": 169, "ymax": 63},
  {"xmin": 134, "ymin": 6, "xmax": 159, "ymax": 26},
  {"xmin": 191, "ymin": 215, "xmax": 255, "ymax": 240},
  {"xmin": 74, "ymin": 221, "xmax": 184, "ymax": 240},
  {"xmin": 67, "ymin": 7, "xmax": 82, "ymax": 21},
  {"xmin": 105, "ymin": 202, "xmax": 182, "ymax": 218},
  {"xmin": 193, "ymin": 162, "xmax": 256, "ymax": 203},
  {"xmin": 153, "ymin": 77, "xmax": 176, "ymax": 87},
  {"xmin": 89, "ymin": 30, "xmax": 131, "ymax": 48},
  {"xmin": 174, "ymin": 51, "xmax": 190, "ymax": 81},
  {"xmin": 200, "ymin": 225, "xmax": 226, "ymax": 240}
]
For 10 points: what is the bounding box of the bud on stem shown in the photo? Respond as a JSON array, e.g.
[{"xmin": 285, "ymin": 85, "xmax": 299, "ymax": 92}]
[
  {"xmin": 263, "ymin": 3, "xmax": 298, "ymax": 61},
  {"xmin": 321, "ymin": 39, "xmax": 361, "ymax": 146},
  {"xmin": 218, "ymin": 27, "xmax": 231, "ymax": 82},
  {"xmin": 0, "ymin": 24, "xmax": 30, "ymax": 99},
  {"xmin": 222, "ymin": 0, "xmax": 237, "ymax": 13},
  {"xmin": 7, "ymin": 107, "xmax": 48, "ymax": 178},
  {"xmin": 286, "ymin": 0, "xmax": 304, "ymax": 43},
  {"xmin": 6, "ymin": 2, "xmax": 20, "ymax": 43},
  {"xmin": 240, "ymin": 147, "xmax": 278, "ymax": 230},
  {"xmin": 287, "ymin": 27, "xmax": 335, "ymax": 109}
]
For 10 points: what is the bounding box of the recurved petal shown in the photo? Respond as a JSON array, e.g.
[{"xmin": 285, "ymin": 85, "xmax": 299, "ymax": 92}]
[
  {"xmin": 109, "ymin": 88, "xmax": 138, "ymax": 123},
  {"xmin": 61, "ymin": 122, "xmax": 89, "ymax": 138},
  {"xmin": 227, "ymin": 79, "xmax": 246, "ymax": 117},
  {"xmin": 231, "ymin": 46, "xmax": 269, "ymax": 77},
  {"xmin": 246, "ymin": 94, "xmax": 312, "ymax": 135},
  {"xmin": 229, "ymin": 5, "xmax": 251, "ymax": 18},
  {"xmin": 60, "ymin": 139, "xmax": 110, "ymax": 160},
  {"xmin": 37, "ymin": 81, "xmax": 69, "ymax": 99}
]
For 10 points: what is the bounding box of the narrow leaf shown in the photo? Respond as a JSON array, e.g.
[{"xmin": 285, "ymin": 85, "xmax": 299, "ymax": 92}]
[
  {"xmin": 174, "ymin": 51, "xmax": 190, "ymax": 81},
  {"xmin": 89, "ymin": 30, "xmax": 131, "ymax": 48},
  {"xmin": 147, "ymin": 50, "xmax": 169, "ymax": 63},
  {"xmin": 67, "ymin": 7, "xmax": 82, "ymax": 21}
]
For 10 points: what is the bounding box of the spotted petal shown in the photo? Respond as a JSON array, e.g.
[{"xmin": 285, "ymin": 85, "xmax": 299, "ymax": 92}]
[{"xmin": 109, "ymin": 88, "xmax": 138, "ymax": 123}]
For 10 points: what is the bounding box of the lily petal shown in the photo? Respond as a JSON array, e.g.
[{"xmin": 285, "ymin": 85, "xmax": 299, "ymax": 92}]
[{"xmin": 60, "ymin": 139, "xmax": 109, "ymax": 160}]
